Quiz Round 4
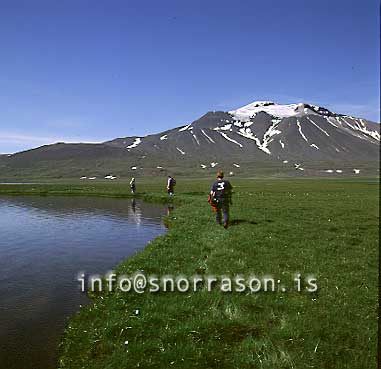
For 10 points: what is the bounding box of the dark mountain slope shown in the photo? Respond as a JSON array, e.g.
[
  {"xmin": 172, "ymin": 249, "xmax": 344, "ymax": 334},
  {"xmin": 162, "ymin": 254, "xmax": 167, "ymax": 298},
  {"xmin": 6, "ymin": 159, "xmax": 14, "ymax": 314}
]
[{"xmin": 1, "ymin": 101, "xmax": 379, "ymax": 179}]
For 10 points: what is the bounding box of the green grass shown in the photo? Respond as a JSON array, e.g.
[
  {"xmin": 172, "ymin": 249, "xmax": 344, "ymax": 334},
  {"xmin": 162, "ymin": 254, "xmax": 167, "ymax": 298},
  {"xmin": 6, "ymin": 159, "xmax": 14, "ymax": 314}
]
[{"xmin": 0, "ymin": 178, "xmax": 378, "ymax": 369}]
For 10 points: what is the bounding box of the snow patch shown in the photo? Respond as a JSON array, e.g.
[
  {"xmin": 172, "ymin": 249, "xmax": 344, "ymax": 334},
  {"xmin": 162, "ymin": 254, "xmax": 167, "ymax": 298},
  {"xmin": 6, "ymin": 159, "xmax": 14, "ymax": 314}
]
[
  {"xmin": 350, "ymin": 118, "xmax": 380, "ymax": 141},
  {"xmin": 279, "ymin": 139, "xmax": 285, "ymax": 148},
  {"xmin": 310, "ymin": 143, "xmax": 319, "ymax": 150},
  {"xmin": 283, "ymin": 160, "xmax": 288, "ymax": 163},
  {"xmin": 236, "ymin": 118, "xmax": 281, "ymax": 155},
  {"xmin": 190, "ymin": 131, "xmax": 200, "ymax": 145},
  {"xmin": 176, "ymin": 147, "xmax": 186, "ymax": 155},
  {"xmin": 131, "ymin": 166, "xmax": 137, "ymax": 170},
  {"xmin": 160, "ymin": 135, "xmax": 168, "ymax": 141},
  {"xmin": 201, "ymin": 129, "xmax": 215, "ymax": 143},
  {"xmin": 210, "ymin": 162, "xmax": 218, "ymax": 168},
  {"xmin": 338, "ymin": 117, "xmax": 380, "ymax": 142},
  {"xmin": 342, "ymin": 118, "xmax": 356, "ymax": 130},
  {"xmin": 229, "ymin": 101, "xmax": 300, "ymax": 120},
  {"xmin": 233, "ymin": 163, "xmax": 240, "ymax": 168},
  {"xmin": 237, "ymin": 128, "xmax": 265, "ymax": 153},
  {"xmin": 213, "ymin": 124, "xmax": 232, "ymax": 131},
  {"xmin": 200, "ymin": 164, "xmax": 207, "ymax": 169},
  {"xmin": 219, "ymin": 132, "xmax": 243, "ymax": 147},
  {"xmin": 323, "ymin": 116, "xmax": 338, "ymax": 128},
  {"xmin": 126, "ymin": 138, "xmax": 142, "ymax": 149},
  {"xmin": 335, "ymin": 169, "xmax": 343, "ymax": 173},
  {"xmin": 306, "ymin": 117, "xmax": 329, "ymax": 136},
  {"xmin": 266, "ymin": 119, "xmax": 282, "ymax": 138},
  {"xmin": 353, "ymin": 169, "xmax": 360, "ymax": 174},
  {"xmin": 335, "ymin": 117, "xmax": 343, "ymax": 125},
  {"xmin": 179, "ymin": 124, "xmax": 192, "ymax": 132},
  {"xmin": 296, "ymin": 119, "xmax": 308, "ymax": 142}
]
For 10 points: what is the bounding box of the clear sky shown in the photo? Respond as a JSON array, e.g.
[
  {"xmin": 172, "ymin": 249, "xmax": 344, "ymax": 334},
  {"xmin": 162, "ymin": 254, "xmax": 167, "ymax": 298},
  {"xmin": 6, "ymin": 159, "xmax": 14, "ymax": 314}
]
[{"xmin": 0, "ymin": 0, "xmax": 379, "ymax": 153}]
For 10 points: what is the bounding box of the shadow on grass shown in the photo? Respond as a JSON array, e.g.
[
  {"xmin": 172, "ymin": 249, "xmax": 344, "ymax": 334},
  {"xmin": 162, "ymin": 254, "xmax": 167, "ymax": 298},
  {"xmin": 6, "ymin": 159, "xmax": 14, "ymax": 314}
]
[
  {"xmin": 230, "ymin": 219, "xmax": 274, "ymax": 226},
  {"xmin": 230, "ymin": 219, "xmax": 258, "ymax": 226}
]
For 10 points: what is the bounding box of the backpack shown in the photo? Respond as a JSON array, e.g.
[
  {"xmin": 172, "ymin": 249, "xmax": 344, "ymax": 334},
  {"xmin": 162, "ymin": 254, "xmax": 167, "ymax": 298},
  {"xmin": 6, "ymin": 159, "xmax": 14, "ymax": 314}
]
[{"xmin": 207, "ymin": 194, "xmax": 219, "ymax": 212}]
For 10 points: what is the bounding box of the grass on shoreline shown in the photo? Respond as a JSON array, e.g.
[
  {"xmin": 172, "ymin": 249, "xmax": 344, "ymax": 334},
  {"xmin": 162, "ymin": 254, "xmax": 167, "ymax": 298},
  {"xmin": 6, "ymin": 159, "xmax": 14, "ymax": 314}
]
[{"xmin": 0, "ymin": 179, "xmax": 378, "ymax": 369}]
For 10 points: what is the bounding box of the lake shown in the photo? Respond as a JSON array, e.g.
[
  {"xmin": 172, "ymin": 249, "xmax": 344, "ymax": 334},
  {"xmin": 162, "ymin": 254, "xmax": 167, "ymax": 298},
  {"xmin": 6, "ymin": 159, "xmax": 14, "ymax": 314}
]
[{"xmin": 0, "ymin": 196, "xmax": 167, "ymax": 369}]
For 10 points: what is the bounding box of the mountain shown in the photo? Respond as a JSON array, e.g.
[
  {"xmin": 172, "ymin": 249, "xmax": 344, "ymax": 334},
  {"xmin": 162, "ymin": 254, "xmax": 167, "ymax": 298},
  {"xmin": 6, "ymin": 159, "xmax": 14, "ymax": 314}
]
[{"xmin": 1, "ymin": 101, "xmax": 379, "ymax": 179}]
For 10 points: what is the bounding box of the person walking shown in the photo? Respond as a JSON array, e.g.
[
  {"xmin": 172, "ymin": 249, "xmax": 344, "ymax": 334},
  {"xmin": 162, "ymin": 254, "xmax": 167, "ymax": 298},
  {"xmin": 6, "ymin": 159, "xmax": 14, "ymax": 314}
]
[
  {"xmin": 130, "ymin": 177, "xmax": 136, "ymax": 194},
  {"xmin": 210, "ymin": 171, "xmax": 233, "ymax": 228},
  {"xmin": 167, "ymin": 175, "xmax": 176, "ymax": 196}
]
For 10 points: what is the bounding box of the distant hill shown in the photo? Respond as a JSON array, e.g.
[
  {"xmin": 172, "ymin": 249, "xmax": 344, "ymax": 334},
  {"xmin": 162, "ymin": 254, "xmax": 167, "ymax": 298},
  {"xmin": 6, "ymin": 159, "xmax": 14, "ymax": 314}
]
[{"xmin": 1, "ymin": 101, "xmax": 379, "ymax": 179}]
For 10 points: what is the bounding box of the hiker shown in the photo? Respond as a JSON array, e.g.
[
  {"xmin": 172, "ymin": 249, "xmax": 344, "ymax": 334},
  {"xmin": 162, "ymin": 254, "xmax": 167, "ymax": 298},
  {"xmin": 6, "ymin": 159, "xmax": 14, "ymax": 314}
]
[
  {"xmin": 210, "ymin": 170, "xmax": 233, "ymax": 228},
  {"xmin": 130, "ymin": 177, "xmax": 136, "ymax": 194},
  {"xmin": 167, "ymin": 175, "xmax": 176, "ymax": 196}
]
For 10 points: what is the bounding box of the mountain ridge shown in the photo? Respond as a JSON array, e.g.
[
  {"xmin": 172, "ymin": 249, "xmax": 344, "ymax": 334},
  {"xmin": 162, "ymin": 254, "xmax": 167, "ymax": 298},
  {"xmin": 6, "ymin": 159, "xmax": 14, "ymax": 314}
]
[{"xmin": 1, "ymin": 101, "xmax": 379, "ymax": 179}]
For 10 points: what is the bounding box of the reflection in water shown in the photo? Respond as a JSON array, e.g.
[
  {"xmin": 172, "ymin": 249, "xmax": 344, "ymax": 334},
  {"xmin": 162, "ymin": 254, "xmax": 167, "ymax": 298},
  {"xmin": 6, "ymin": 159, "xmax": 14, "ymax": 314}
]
[
  {"xmin": 131, "ymin": 198, "xmax": 136, "ymax": 212},
  {"xmin": 0, "ymin": 196, "xmax": 166, "ymax": 369},
  {"xmin": 164, "ymin": 204, "xmax": 175, "ymax": 229},
  {"xmin": 167, "ymin": 204, "xmax": 174, "ymax": 216},
  {"xmin": 128, "ymin": 198, "xmax": 142, "ymax": 224}
]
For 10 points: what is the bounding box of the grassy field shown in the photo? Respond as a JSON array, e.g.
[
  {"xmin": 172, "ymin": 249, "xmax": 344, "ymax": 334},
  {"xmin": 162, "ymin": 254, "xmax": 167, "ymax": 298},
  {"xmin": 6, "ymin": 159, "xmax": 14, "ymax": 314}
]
[{"xmin": 0, "ymin": 178, "xmax": 378, "ymax": 369}]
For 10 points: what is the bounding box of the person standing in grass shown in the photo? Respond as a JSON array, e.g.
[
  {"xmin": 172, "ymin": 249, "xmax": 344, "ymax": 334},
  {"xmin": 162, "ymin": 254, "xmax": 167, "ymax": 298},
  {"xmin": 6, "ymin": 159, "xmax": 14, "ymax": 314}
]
[
  {"xmin": 210, "ymin": 170, "xmax": 233, "ymax": 228},
  {"xmin": 167, "ymin": 175, "xmax": 176, "ymax": 196},
  {"xmin": 130, "ymin": 177, "xmax": 136, "ymax": 194}
]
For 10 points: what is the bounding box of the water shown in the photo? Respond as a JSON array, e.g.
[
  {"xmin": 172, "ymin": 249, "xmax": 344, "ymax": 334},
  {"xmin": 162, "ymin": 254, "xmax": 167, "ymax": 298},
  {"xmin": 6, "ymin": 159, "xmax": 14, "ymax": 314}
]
[{"xmin": 0, "ymin": 196, "xmax": 167, "ymax": 369}]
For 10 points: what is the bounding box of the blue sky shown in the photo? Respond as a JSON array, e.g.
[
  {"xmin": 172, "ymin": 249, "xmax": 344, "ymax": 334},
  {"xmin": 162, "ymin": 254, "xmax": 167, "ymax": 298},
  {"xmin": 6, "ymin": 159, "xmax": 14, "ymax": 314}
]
[{"xmin": 0, "ymin": 0, "xmax": 379, "ymax": 153}]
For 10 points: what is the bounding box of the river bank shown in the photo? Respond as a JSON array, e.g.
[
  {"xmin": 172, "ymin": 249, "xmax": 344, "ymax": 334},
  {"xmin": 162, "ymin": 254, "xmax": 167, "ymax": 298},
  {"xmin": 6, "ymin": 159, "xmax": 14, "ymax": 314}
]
[{"xmin": 1, "ymin": 178, "xmax": 378, "ymax": 369}]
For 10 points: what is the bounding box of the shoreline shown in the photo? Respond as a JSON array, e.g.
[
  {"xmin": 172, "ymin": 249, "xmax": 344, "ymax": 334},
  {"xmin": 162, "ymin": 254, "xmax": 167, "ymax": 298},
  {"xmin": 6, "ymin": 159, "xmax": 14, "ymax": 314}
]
[{"xmin": 1, "ymin": 179, "xmax": 378, "ymax": 369}]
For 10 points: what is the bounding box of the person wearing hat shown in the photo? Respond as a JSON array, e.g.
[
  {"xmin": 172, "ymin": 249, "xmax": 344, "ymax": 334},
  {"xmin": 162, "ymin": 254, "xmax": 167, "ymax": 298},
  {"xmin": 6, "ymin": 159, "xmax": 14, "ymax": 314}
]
[{"xmin": 210, "ymin": 170, "xmax": 233, "ymax": 228}]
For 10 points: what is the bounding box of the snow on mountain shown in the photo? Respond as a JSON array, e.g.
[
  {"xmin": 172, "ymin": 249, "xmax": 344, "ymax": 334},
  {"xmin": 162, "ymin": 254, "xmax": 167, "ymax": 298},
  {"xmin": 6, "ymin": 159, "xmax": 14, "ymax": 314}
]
[
  {"xmin": 229, "ymin": 101, "xmax": 298, "ymax": 120},
  {"xmin": 1, "ymin": 100, "xmax": 379, "ymax": 178},
  {"xmin": 126, "ymin": 137, "xmax": 142, "ymax": 149},
  {"xmin": 229, "ymin": 101, "xmax": 335, "ymax": 121}
]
